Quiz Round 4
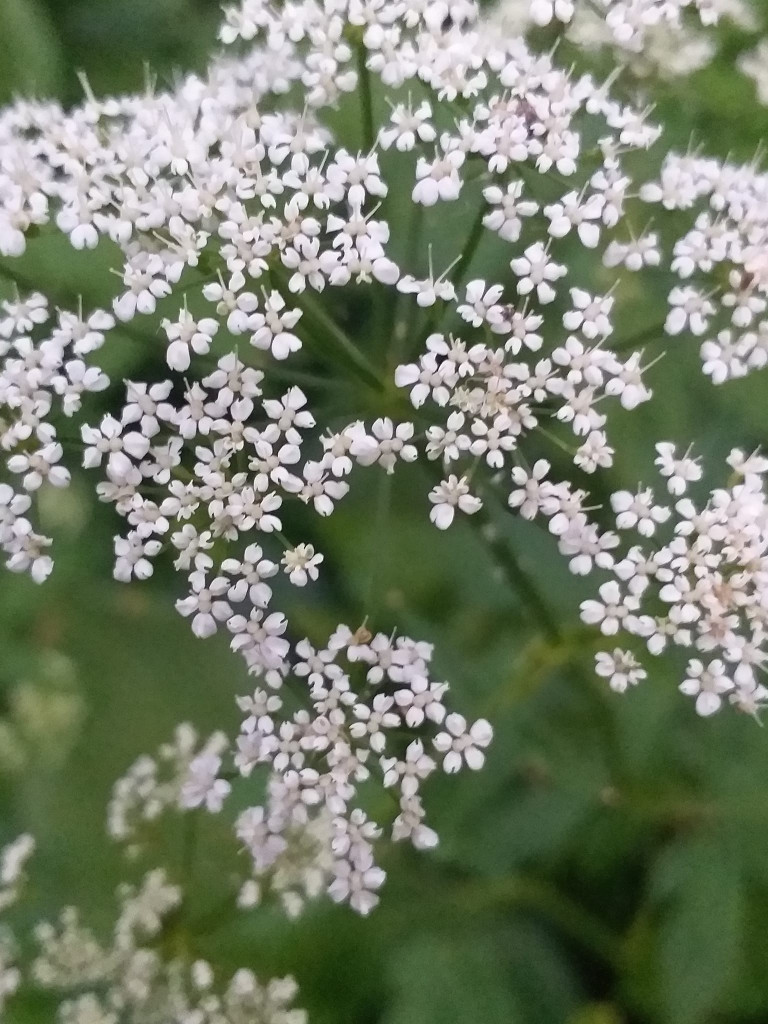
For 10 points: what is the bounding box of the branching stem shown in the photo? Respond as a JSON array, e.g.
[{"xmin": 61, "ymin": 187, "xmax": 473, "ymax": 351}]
[
  {"xmin": 270, "ymin": 266, "xmax": 385, "ymax": 391},
  {"xmin": 610, "ymin": 318, "xmax": 667, "ymax": 353},
  {"xmin": 476, "ymin": 500, "xmax": 562, "ymax": 643},
  {"xmin": 422, "ymin": 201, "xmax": 487, "ymax": 340}
]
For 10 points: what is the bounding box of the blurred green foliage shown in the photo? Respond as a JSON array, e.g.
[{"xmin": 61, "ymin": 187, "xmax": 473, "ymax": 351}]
[{"xmin": 4, "ymin": 2, "xmax": 768, "ymax": 1023}]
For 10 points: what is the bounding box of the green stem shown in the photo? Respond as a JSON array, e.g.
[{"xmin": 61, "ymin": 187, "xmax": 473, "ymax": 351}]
[
  {"xmin": 0, "ymin": 253, "xmax": 369, "ymax": 396},
  {"xmin": 0, "ymin": 258, "xmax": 31, "ymax": 293},
  {"xmin": 610, "ymin": 319, "xmax": 667, "ymax": 354},
  {"xmin": 0, "ymin": 257, "xmax": 156, "ymax": 350},
  {"xmin": 363, "ymin": 469, "xmax": 393, "ymax": 616},
  {"xmin": 476, "ymin": 501, "xmax": 562, "ymax": 643},
  {"xmin": 447, "ymin": 202, "xmax": 487, "ymax": 296},
  {"xmin": 457, "ymin": 874, "xmax": 620, "ymax": 969},
  {"xmin": 535, "ymin": 423, "xmax": 576, "ymax": 457},
  {"xmin": 0, "ymin": 257, "xmax": 214, "ymax": 354},
  {"xmin": 274, "ymin": 529, "xmax": 294, "ymax": 549},
  {"xmin": 394, "ymin": 203, "xmax": 426, "ymax": 364},
  {"xmin": 482, "ymin": 629, "xmax": 604, "ymax": 717},
  {"xmin": 356, "ymin": 41, "xmax": 375, "ymax": 152},
  {"xmin": 181, "ymin": 812, "xmax": 198, "ymax": 884},
  {"xmin": 271, "ymin": 265, "xmax": 385, "ymax": 391},
  {"xmin": 240, "ymin": 345, "xmax": 351, "ymax": 390},
  {"xmin": 517, "ymin": 159, "xmax": 580, "ymax": 196},
  {"xmin": 421, "ymin": 201, "xmax": 487, "ymax": 340},
  {"xmin": 0, "ymin": 257, "xmax": 83, "ymax": 308}
]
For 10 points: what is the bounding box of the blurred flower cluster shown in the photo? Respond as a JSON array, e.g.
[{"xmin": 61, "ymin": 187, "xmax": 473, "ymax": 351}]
[{"xmin": 2, "ymin": 0, "xmax": 768, "ymax": 1017}]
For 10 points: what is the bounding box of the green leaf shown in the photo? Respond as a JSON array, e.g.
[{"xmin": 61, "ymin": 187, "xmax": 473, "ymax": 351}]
[
  {"xmin": 384, "ymin": 933, "xmax": 526, "ymax": 1024},
  {"xmin": 568, "ymin": 1005, "xmax": 624, "ymax": 1024},
  {"xmin": 0, "ymin": 0, "xmax": 63, "ymax": 101},
  {"xmin": 653, "ymin": 837, "xmax": 744, "ymax": 1024},
  {"xmin": 384, "ymin": 924, "xmax": 581, "ymax": 1024}
]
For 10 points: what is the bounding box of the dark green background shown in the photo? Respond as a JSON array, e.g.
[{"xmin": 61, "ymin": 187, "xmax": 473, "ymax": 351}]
[{"xmin": 3, "ymin": 2, "xmax": 768, "ymax": 1022}]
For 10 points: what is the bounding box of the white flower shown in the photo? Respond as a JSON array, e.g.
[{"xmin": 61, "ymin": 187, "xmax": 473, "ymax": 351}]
[
  {"xmin": 281, "ymin": 544, "xmax": 323, "ymax": 586},
  {"xmin": 562, "ymin": 288, "xmax": 614, "ymax": 340},
  {"xmin": 381, "ymin": 740, "xmax": 435, "ymax": 798},
  {"xmin": 81, "ymin": 414, "xmax": 149, "ymax": 483},
  {"xmin": 665, "ymin": 286, "xmax": 715, "ymax": 336},
  {"xmin": 508, "ymin": 460, "xmax": 552, "ymax": 519},
  {"xmin": 175, "ymin": 571, "xmax": 232, "ymax": 639},
  {"xmin": 0, "ymin": 834, "xmax": 34, "ymax": 891},
  {"xmin": 122, "ymin": 380, "xmax": 174, "ymax": 438},
  {"xmin": 379, "ymin": 100, "xmax": 435, "ymax": 151},
  {"xmin": 654, "ymin": 442, "xmax": 702, "ymax": 495},
  {"xmin": 544, "ymin": 191, "xmax": 603, "ymax": 248},
  {"xmin": 348, "ymin": 418, "xmax": 417, "ymax": 473},
  {"xmin": 700, "ymin": 330, "xmax": 749, "ymax": 385},
  {"xmin": 726, "ymin": 448, "xmax": 768, "ymax": 483},
  {"xmin": 529, "ymin": 0, "xmax": 575, "ymax": 27},
  {"xmin": 0, "ymin": 0, "xmax": 767, "ymax": 954},
  {"xmin": 7, "ymin": 438, "xmax": 69, "ymax": 491},
  {"xmin": 575, "ymin": 431, "xmax": 614, "ymax": 473},
  {"xmin": 610, "ymin": 488, "xmax": 670, "ymax": 536},
  {"xmin": 223, "ymin": 544, "xmax": 278, "ymax": 605},
  {"xmin": 350, "ymin": 694, "xmax": 399, "ymax": 754},
  {"xmin": 433, "ymin": 714, "xmax": 493, "ymax": 773},
  {"xmin": 248, "ymin": 291, "xmax": 302, "ymax": 360},
  {"xmin": 0, "ymin": 292, "xmax": 48, "ymax": 336},
  {"xmin": 328, "ymin": 858, "xmax": 386, "ymax": 916},
  {"xmin": 162, "ymin": 310, "xmax": 219, "ymax": 372},
  {"xmin": 412, "ymin": 149, "xmax": 464, "ymax": 206},
  {"xmin": 114, "ymin": 533, "xmax": 162, "ymax": 582},
  {"xmin": 181, "ymin": 753, "xmax": 232, "ymax": 812},
  {"xmin": 281, "ymin": 461, "xmax": 348, "ymax": 516},
  {"xmin": 397, "ymin": 268, "xmax": 456, "ymax": 308},
  {"xmin": 510, "ymin": 243, "xmax": 567, "ymax": 304},
  {"xmin": 680, "ymin": 659, "xmax": 734, "ymax": 716},
  {"xmin": 482, "ymin": 182, "xmax": 538, "ymax": 242},
  {"xmin": 263, "ymin": 387, "xmax": 315, "ymax": 438},
  {"xmin": 604, "ymin": 233, "xmax": 660, "ymax": 272},
  {"xmin": 595, "ymin": 649, "xmax": 646, "ymax": 693},
  {"xmin": 52, "ymin": 359, "xmax": 109, "ymax": 416},
  {"xmin": 428, "ymin": 475, "xmax": 482, "ymax": 529},
  {"xmin": 457, "ymin": 280, "xmax": 508, "ymax": 331},
  {"xmin": 580, "ymin": 581, "xmax": 638, "ymax": 635},
  {"xmin": 113, "ymin": 254, "xmax": 172, "ymax": 321}
]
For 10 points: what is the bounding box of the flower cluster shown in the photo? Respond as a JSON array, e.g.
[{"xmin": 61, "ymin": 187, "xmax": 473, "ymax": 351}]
[
  {"xmin": 107, "ymin": 723, "xmax": 230, "ymax": 849},
  {"xmin": 31, "ymin": 869, "xmax": 305, "ymax": 1024},
  {"xmin": 2, "ymin": 0, "xmax": 768, "ymax": 1016},
  {"xmin": 110, "ymin": 626, "xmax": 491, "ymax": 918},
  {"xmin": 0, "ymin": 834, "xmax": 34, "ymax": 1012},
  {"xmin": 493, "ymin": 0, "xmax": 754, "ymax": 80},
  {"xmin": 740, "ymin": 38, "xmax": 768, "ymax": 105},
  {"xmin": 0, "ymin": 759, "xmax": 307, "ymax": 1022},
  {"xmin": 0, "ymin": 0, "xmax": 765, "ymax": 756},
  {"xmin": 640, "ymin": 153, "xmax": 768, "ymax": 386},
  {"xmin": 228, "ymin": 625, "xmax": 491, "ymax": 916},
  {"xmin": 0, "ymin": 823, "xmax": 305, "ymax": 1022},
  {"xmin": 497, "ymin": 442, "xmax": 768, "ymax": 716},
  {"xmin": 583, "ymin": 448, "xmax": 768, "ymax": 717}
]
